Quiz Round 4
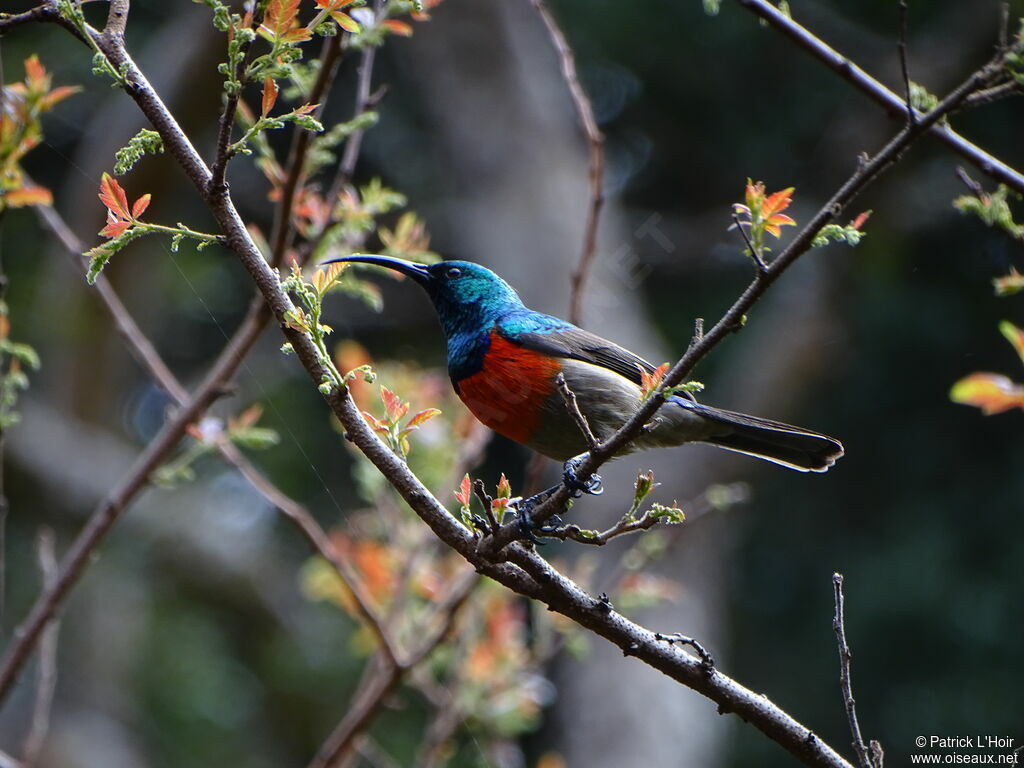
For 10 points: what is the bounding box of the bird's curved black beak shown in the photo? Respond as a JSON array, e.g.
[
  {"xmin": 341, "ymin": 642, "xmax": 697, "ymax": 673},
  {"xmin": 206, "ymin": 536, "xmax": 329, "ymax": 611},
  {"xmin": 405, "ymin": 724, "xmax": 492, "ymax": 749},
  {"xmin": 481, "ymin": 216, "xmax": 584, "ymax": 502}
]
[{"xmin": 322, "ymin": 254, "xmax": 432, "ymax": 284}]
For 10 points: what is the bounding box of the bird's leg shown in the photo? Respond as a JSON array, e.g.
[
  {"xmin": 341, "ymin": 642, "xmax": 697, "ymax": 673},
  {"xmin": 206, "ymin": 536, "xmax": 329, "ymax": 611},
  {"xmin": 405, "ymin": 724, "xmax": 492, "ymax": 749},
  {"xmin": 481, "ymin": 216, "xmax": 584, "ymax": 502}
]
[
  {"xmin": 511, "ymin": 485, "xmax": 565, "ymax": 544},
  {"xmin": 562, "ymin": 454, "xmax": 603, "ymax": 496},
  {"xmin": 507, "ymin": 454, "xmax": 600, "ymax": 543}
]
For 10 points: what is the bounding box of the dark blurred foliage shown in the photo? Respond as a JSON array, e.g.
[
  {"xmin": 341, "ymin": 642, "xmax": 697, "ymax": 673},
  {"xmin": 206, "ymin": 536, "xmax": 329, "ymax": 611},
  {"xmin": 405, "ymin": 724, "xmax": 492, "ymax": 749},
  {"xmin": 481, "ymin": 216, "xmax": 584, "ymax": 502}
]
[{"xmin": 0, "ymin": 0, "xmax": 1022, "ymax": 766}]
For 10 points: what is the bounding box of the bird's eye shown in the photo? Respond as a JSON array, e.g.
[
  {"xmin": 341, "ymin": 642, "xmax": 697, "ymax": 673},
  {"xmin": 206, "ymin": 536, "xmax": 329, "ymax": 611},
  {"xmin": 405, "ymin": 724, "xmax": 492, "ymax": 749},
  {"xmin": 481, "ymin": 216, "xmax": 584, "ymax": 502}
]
[{"xmin": 445, "ymin": 267, "xmax": 462, "ymax": 279}]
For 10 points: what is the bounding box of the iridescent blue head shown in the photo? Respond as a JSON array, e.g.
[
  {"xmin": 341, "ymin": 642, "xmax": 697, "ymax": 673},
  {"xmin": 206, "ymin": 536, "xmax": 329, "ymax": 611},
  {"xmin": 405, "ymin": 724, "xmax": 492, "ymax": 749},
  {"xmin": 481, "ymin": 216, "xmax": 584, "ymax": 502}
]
[{"xmin": 324, "ymin": 255, "xmax": 525, "ymax": 339}]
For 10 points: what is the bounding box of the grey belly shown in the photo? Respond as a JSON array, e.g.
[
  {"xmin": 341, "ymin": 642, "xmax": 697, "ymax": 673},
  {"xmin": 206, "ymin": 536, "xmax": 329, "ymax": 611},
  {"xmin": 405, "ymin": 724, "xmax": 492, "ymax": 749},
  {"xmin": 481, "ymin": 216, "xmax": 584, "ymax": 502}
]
[{"xmin": 523, "ymin": 359, "xmax": 715, "ymax": 461}]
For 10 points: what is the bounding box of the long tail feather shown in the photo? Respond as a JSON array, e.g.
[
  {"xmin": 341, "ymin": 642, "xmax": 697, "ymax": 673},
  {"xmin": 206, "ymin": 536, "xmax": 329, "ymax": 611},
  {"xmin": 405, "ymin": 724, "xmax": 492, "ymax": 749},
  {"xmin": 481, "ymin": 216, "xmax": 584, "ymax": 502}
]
[{"xmin": 685, "ymin": 402, "xmax": 844, "ymax": 473}]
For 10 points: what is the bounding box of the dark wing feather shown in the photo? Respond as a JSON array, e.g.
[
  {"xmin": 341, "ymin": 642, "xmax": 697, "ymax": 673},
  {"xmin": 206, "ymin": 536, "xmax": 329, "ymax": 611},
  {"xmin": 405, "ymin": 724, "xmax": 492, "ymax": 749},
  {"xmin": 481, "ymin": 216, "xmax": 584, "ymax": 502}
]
[{"xmin": 504, "ymin": 325, "xmax": 657, "ymax": 386}]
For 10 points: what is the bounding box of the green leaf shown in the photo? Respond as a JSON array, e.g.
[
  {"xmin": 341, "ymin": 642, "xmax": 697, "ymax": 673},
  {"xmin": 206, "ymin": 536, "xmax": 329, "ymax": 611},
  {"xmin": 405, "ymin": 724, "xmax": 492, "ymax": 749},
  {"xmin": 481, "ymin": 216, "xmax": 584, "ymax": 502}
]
[
  {"xmin": 231, "ymin": 426, "xmax": 280, "ymax": 450},
  {"xmin": 84, "ymin": 228, "xmax": 148, "ymax": 284},
  {"xmin": 113, "ymin": 129, "xmax": 164, "ymax": 175},
  {"xmin": 647, "ymin": 503, "xmax": 685, "ymax": 524},
  {"xmin": 1, "ymin": 341, "xmax": 40, "ymax": 370}
]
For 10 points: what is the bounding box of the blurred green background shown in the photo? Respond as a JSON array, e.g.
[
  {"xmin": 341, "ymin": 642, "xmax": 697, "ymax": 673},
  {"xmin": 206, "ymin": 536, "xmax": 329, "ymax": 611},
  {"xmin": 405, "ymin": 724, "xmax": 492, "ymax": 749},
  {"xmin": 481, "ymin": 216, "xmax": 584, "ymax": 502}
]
[{"xmin": 0, "ymin": 0, "xmax": 1022, "ymax": 766}]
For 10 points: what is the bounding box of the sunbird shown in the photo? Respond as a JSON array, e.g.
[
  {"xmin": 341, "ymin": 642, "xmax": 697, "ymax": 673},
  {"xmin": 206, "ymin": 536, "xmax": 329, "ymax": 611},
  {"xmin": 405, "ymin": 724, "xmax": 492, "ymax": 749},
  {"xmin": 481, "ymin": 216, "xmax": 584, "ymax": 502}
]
[{"xmin": 329, "ymin": 256, "xmax": 843, "ymax": 494}]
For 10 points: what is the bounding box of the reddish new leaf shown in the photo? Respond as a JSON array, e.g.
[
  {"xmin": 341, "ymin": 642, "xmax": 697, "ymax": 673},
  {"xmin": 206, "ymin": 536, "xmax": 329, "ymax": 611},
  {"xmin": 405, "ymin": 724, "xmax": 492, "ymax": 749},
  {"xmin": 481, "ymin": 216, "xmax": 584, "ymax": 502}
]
[
  {"xmin": 40, "ymin": 85, "xmax": 81, "ymax": 111},
  {"xmin": 495, "ymin": 473, "xmax": 511, "ymax": 499},
  {"xmin": 23, "ymin": 55, "xmax": 46, "ymax": 91},
  {"xmin": 131, "ymin": 193, "xmax": 151, "ymax": 219},
  {"xmin": 98, "ymin": 173, "xmax": 131, "ymax": 220},
  {"xmin": 381, "ymin": 19, "xmax": 414, "ymax": 36},
  {"xmin": 761, "ymin": 187, "xmax": 794, "ymax": 217},
  {"xmin": 950, "ymin": 373, "xmax": 1024, "ymax": 415},
  {"xmin": 1000, "ymin": 321, "xmax": 1024, "ymax": 365},
  {"xmin": 283, "ymin": 26, "xmax": 313, "ymax": 42},
  {"xmin": 851, "ymin": 210, "xmax": 872, "ymax": 230},
  {"xmin": 638, "ymin": 362, "xmax": 670, "ymax": 399},
  {"xmin": 993, "ymin": 267, "xmax": 1024, "ymax": 297},
  {"xmin": 454, "ymin": 473, "xmax": 472, "ymax": 507},
  {"xmin": 331, "ymin": 11, "xmax": 361, "ymax": 33},
  {"xmin": 262, "ymin": 77, "xmax": 278, "ymax": 117},
  {"xmin": 764, "ymin": 213, "xmax": 796, "ymax": 238},
  {"xmin": 406, "ymin": 407, "xmax": 442, "ymax": 429},
  {"xmin": 380, "ymin": 386, "xmax": 409, "ymax": 424},
  {"xmin": 264, "ymin": 0, "xmax": 301, "ymax": 36},
  {"xmin": 99, "ymin": 210, "xmax": 130, "ymax": 238},
  {"xmin": 4, "ymin": 185, "xmax": 53, "ymax": 207}
]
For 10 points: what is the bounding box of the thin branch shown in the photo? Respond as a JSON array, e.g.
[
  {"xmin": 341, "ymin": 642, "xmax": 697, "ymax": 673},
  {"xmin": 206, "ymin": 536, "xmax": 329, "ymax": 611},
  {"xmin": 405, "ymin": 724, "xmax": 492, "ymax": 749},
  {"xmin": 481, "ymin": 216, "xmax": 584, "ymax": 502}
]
[
  {"xmin": 897, "ymin": 0, "xmax": 914, "ymax": 126},
  {"xmin": 328, "ymin": 0, "xmax": 385, "ymax": 202},
  {"xmin": 539, "ymin": 513, "xmax": 663, "ymax": 546},
  {"xmin": 960, "ymin": 79, "xmax": 1024, "ymax": 110},
  {"xmin": 832, "ymin": 573, "xmax": 879, "ymax": 768},
  {"xmin": 0, "ymin": 6, "xmax": 69, "ymax": 36},
  {"xmin": 21, "ymin": 531, "xmax": 59, "ymax": 768},
  {"xmin": 216, "ymin": 440, "xmax": 400, "ymax": 666},
  {"xmin": 472, "ymin": 479, "xmax": 500, "ymax": 534},
  {"xmin": 732, "ymin": 212, "xmax": 767, "ymax": 272},
  {"xmin": 954, "ymin": 165, "xmax": 986, "ymax": 199},
  {"xmin": 493, "ymin": 21, "xmax": 1024, "ymax": 543},
  {"xmin": 998, "ymin": 2, "xmax": 1010, "ymax": 54},
  {"xmin": 529, "ymin": 0, "xmax": 605, "ymax": 325},
  {"xmin": 687, "ymin": 317, "xmax": 705, "ymax": 352},
  {"xmin": 33, "ymin": 202, "xmax": 188, "ymax": 402},
  {"xmin": 554, "ymin": 373, "xmax": 598, "ymax": 450},
  {"xmin": 0, "ymin": 298, "xmax": 269, "ymax": 703},
  {"xmin": 735, "ymin": 0, "xmax": 1024, "ymax": 196},
  {"xmin": 0, "ymin": 6, "xmax": 383, "ymax": 694},
  {"xmin": 209, "ymin": 6, "xmax": 266, "ymax": 192},
  {"xmin": 33, "ymin": 202, "xmax": 400, "ymax": 667},
  {"xmin": 268, "ymin": 32, "xmax": 345, "ymax": 268},
  {"xmin": 308, "ymin": 569, "xmax": 479, "ymax": 768}
]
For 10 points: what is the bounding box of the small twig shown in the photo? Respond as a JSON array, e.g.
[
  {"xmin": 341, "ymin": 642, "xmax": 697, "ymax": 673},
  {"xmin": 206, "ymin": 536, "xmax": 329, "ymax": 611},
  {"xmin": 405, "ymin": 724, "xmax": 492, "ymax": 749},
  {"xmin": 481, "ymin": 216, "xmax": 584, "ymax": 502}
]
[
  {"xmin": 832, "ymin": 573, "xmax": 878, "ymax": 768},
  {"xmin": 471, "ymin": 478, "xmax": 500, "ymax": 533},
  {"xmin": 732, "ymin": 211, "xmax": 767, "ymax": 272},
  {"xmin": 539, "ymin": 512, "xmax": 664, "ymax": 546},
  {"xmin": 554, "ymin": 373, "xmax": 599, "ymax": 450},
  {"xmin": 529, "ymin": 0, "xmax": 605, "ymax": 325},
  {"xmin": 655, "ymin": 632, "xmax": 715, "ymax": 670},
  {"xmin": 688, "ymin": 317, "xmax": 705, "ymax": 351},
  {"xmin": 21, "ymin": 531, "xmax": 59, "ymax": 768},
  {"xmin": 209, "ymin": 7, "xmax": 266, "ymax": 193},
  {"xmin": 897, "ymin": 0, "xmax": 915, "ymax": 126},
  {"xmin": 954, "ymin": 166, "xmax": 986, "ymax": 199},
  {"xmin": 960, "ymin": 80, "xmax": 1024, "ymax": 111}
]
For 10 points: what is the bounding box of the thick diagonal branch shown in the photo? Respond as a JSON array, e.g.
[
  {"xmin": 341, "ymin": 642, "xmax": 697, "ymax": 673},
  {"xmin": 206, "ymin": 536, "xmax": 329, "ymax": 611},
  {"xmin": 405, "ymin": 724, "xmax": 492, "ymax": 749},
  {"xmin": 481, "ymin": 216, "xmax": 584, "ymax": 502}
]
[{"xmin": 735, "ymin": 0, "xmax": 1024, "ymax": 195}]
